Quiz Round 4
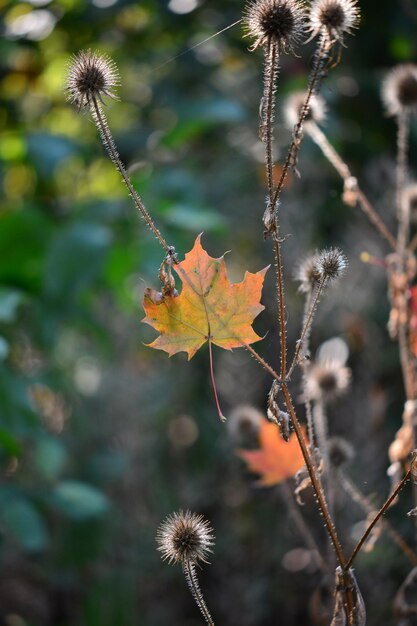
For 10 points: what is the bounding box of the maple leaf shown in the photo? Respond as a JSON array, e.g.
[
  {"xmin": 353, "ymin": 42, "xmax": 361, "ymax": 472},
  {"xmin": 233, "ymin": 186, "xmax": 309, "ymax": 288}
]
[
  {"xmin": 238, "ymin": 420, "xmax": 306, "ymax": 487},
  {"xmin": 142, "ymin": 235, "xmax": 268, "ymax": 360}
]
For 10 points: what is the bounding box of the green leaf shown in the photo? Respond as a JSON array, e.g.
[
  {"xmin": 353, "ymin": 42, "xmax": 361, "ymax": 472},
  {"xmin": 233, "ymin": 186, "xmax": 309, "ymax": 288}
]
[
  {"xmin": 50, "ymin": 481, "xmax": 110, "ymax": 520},
  {"xmin": 33, "ymin": 436, "xmax": 67, "ymax": 481},
  {"xmin": 0, "ymin": 337, "xmax": 9, "ymax": 361},
  {"xmin": 0, "ymin": 495, "xmax": 48, "ymax": 552},
  {"xmin": 0, "ymin": 289, "xmax": 24, "ymax": 323},
  {"xmin": 44, "ymin": 222, "xmax": 111, "ymax": 303}
]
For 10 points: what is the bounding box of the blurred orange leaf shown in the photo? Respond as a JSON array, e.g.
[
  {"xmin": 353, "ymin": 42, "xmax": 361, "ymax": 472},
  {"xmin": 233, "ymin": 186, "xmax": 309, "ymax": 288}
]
[
  {"xmin": 238, "ymin": 421, "xmax": 306, "ymax": 487},
  {"xmin": 142, "ymin": 234, "xmax": 268, "ymax": 360}
]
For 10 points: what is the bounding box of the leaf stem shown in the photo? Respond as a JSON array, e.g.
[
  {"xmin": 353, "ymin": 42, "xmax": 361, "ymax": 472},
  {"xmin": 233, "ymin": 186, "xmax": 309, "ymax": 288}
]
[{"xmin": 208, "ymin": 339, "xmax": 226, "ymax": 421}]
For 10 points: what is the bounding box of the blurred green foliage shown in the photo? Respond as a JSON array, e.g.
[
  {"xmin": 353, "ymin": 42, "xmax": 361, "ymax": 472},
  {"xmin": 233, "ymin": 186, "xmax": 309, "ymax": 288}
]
[{"xmin": 0, "ymin": 0, "xmax": 417, "ymax": 624}]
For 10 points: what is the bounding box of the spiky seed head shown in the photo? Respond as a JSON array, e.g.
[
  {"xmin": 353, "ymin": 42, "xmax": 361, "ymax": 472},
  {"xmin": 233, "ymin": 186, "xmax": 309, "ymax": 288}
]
[
  {"xmin": 308, "ymin": 0, "xmax": 360, "ymax": 41},
  {"xmin": 316, "ymin": 248, "xmax": 348, "ymax": 282},
  {"xmin": 66, "ymin": 49, "xmax": 119, "ymax": 110},
  {"xmin": 284, "ymin": 90, "xmax": 327, "ymax": 128},
  {"xmin": 295, "ymin": 253, "xmax": 322, "ymax": 292},
  {"xmin": 403, "ymin": 183, "xmax": 417, "ymax": 222},
  {"xmin": 244, "ymin": 0, "xmax": 306, "ymax": 51},
  {"xmin": 382, "ymin": 64, "xmax": 417, "ymax": 117},
  {"xmin": 328, "ymin": 437, "xmax": 354, "ymax": 467},
  {"xmin": 156, "ymin": 510, "xmax": 214, "ymax": 565}
]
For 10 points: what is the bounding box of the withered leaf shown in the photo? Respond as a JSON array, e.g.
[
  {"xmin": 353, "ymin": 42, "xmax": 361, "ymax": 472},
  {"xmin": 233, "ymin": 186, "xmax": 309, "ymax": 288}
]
[
  {"xmin": 238, "ymin": 420, "xmax": 306, "ymax": 487},
  {"xmin": 331, "ymin": 567, "xmax": 366, "ymax": 626},
  {"xmin": 143, "ymin": 235, "xmax": 268, "ymax": 360}
]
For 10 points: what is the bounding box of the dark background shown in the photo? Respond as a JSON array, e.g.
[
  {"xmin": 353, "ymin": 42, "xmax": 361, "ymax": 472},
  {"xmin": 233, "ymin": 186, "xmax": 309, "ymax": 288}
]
[{"xmin": 1, "ymin": 0, "xmax": 417, "ymax": 624}]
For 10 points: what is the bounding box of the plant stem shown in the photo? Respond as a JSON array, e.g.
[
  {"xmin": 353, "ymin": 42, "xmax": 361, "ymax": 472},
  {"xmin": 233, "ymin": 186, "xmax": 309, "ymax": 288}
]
[
  {"xmin": 182, "ymin": 559, "xmax": 215, "ymax": 626},
  {"xmin": 243, "ymin": 343, "xmax": 282, "ymax": 382},
  {"xmin": 306, "ymin": 121, "xmax": 397, "ymax": 250},
  {"xmin": 281, "ymin": 383, "xmax": 346, "ymax": 568},
  {"xmin": 287, "ymin": 276, "xmax": 327, "ymax": 378},
  {"xmin": 90, "ymin": 97, "xmax": 174, "ymax": 255},
  {"xmin": 396, "ymin": 110, "xmax": 410, "ymax": 261},
  {"xmin": 269, "ymin": 36, "xmax": 329, "ymax": 217},
  {"xmin": 346, "ymin": 469, "xmax": 411, "ymax": 570},
  {"xmin": 273, "ymin": 235, "xmax": 288, "ymax": 381},
  {"xmin": 261, "ymin": 40, "xmax": 279, "ymax": 203},
  {"xmin": 339, "ymin": 471, "xmax": 417, "ymax": 567}
]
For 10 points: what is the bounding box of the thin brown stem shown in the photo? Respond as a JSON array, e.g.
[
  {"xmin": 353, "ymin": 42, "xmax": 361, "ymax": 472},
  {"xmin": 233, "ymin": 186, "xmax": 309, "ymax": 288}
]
[
  {"xmin": 243, "ymin": 343, "xmax": 282, "ymax": 382},
  {"xmin": 346, "ymin": 469, "xmax": 411, "ymax": 569},
  {"xmin": 408, "ymin": 231, "xmax": 417, "ymax": 253},
  {"xmin": 306, "ymin": 121, "xmax": 397, "ymax": 250},
  {"xmin": 396, "ymin": 110, "xmax": 410, "ymax": 260},
  {"xmin": 182, "ymin": 559, "xmax": 214, "ymax": 626},
  {"xmin": 261, "ymin": 41, "xmax": 279, "ymax": 203},
  {"xmin": 281, "ymin": 383, "xmax": 346, "ymax": 568},
  {"xmin": 398, "ymin": 323, "xmax": 414, "ymax": 401},
  {"xmin": 269, "ymin": 36, "xmax": 329, "ymax": 216},
  {"xmin": 90, "ymin": 98, "xmax": 173, "ymax": 255},
  {"xmin": 273, "ymin": 235, "xmax": 288, "ymax": 380},
  {"xmin": 287, "ymin": 277, "xmax": 327, "ymax": 378},
  {"xmin": 339, "ymin": 472, "xmax": 417, "ymax": 567}
]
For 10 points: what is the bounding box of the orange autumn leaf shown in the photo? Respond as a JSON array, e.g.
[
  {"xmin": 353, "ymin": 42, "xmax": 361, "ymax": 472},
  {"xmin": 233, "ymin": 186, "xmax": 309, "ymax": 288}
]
[
  {"xmin": 142, "ymin": 235, "xmax": 268, "ymax": 360},
  {"xmin": 238, "ymin": 421, "xmax": 306, "ymax": 487}
]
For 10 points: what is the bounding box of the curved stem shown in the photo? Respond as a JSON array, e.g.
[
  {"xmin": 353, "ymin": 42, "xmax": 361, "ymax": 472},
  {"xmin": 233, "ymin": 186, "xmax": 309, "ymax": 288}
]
[
  {"xmin": 339, "ymin": 471, "xmax": 417, "ymax": 567},
  {"xmin": 182, "ymin": 559, "xmax": 214, "ymax": 626},
  {"xmin": 90, "ymin": 98, "xmax": 173, "ymax": 255},
  {"xmin": 346, "ymin": 469, "xmax": 411, "ymax": 570},
  {"xmin": 306, "ymin": 121, "xmax": 397, "ymax": 250}
]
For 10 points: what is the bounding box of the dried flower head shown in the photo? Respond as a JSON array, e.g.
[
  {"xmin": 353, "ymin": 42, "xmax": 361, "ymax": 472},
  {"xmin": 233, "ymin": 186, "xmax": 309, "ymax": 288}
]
[
  {"xmin": 308, "ymin": 0, "xmax": 360, "ymax": 41},
  {"xmin": 284, "ymin": 91, "xmax": 327, "ymax": 128},
  {"xmin": 66, "ymin": 49, "xmax": 119, "ymax": 110},
  {"xmin": 328, "ymin": 437, "xmax": 354, "ymax": 467},
  {"xmin": 227, "ymin": 405, "xmax": 263, "ymax": 445},
  {"xmin": 245, "ymin": 0, "xmax": 306, "ymax": 51},
  {"xmin": 295, "ymin": 252, "xmax": 322, "ymax": 292},
  {"xmin": 156, "ymin": 510, "xmax": 214, "ymax": 565},
  {"xmin": 305, "ymin": 337, "xmax": 351, "ymax": 402},
  {"xmin": 316, "ymin": 247, "xmax": 348, "ymax": 282},
  {"xmin": 382, "ymin": 64, "xmax": 417, "ymax": 117}
]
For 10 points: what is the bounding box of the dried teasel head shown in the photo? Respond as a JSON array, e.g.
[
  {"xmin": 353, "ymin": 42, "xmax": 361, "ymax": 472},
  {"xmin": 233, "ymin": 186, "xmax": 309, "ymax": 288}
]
[
  {"xmin": 66, "ymin": 49, "xmax": 119, "ymax": 110},
  {"xmin": 316, "ymin": 247, "xmax": 348, "ymax": 282},
  {"xmin": 227, "ymin": 405, "xmax": 263, "ymax": 445},
  {"xmin": 328, "ymin": 436, "xmax": 354, "ymax": 468},
  {"xmin": 283, "ymin": 90, "xmax": 327, "ymax": 128},
  {"xmin": 156, "ymin": 510, "xmax": 214, "ymax": 565},
  {"xmin": 294, "ymin": 252, "xmax": 321, "ymax": 292},
  {"xmin": 305, "ymin": 337, "xmax": 351, "ymax": 402},
  {"xmin": 382, "ymin": 64, "xmax": 417, "ymax": 117},
  {"xmin": 308, "ymin": 0, "xmax": 360, "ymax": 42},
  {"xmin": 244, "ymin": 0, "xmax": 306, "ymax": 51}
]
